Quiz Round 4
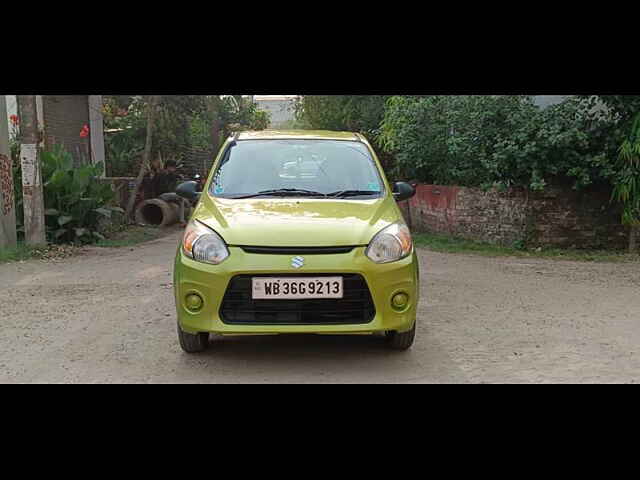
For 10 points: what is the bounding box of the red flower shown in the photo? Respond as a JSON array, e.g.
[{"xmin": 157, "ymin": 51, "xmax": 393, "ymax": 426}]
[
  {"xmin": 80, "ymin": 124, "xmax": 90, "ymax": 138},
  {"xmin": 9, "ymin": 114, "xmax": 19, "ymax": 125}
]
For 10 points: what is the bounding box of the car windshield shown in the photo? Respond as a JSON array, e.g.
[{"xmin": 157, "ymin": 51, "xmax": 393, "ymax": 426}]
[{"xmin": 209, "ymin": 139, "xmax": 385, "ymax": 199}]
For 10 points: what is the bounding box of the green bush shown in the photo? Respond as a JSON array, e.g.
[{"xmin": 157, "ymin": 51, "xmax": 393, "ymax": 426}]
[
  {"xmin": 378, "ymin": 95, "xmax": 618, "ymax": 190},
  {"xmin": 294, "ymin": 95, "xmax": 397, "ymax": 173},
  {"xmin": 103, "ymin": 96, "xmax": 207, "ymax": 175},
  {"xmin": 103, "ymin": 96, "xmax": 272, "ymax": 176},
  {"xmin": 104, "ymin": 127, "xmax": 145, "ymax": 177},
  {"xmin": 103, "ymin": 98, "xmax": 149, "ymax": 177},
  {"xmin": 295, "ymin": 95, "xmax": 389, "ymax": 135},
  {"xmin": 39, "ymin": 146, "xmax": 123, "ymax": 244},
  {"xmin": 188, "ymin": 97, "xmax": 271, "ymax": 150},
  {"xmin": 612, "ymin": 112, "xmax": 640, "ymax": 229},
  {"xmin": 294, "ymin": 95, "xmax": 390, "ymax": 147}
]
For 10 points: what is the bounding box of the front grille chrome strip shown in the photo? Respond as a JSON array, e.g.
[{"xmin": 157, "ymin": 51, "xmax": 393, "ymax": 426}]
[{"xmin": 237, "ymin": 246, "xmax": 358, "ymax": 255}]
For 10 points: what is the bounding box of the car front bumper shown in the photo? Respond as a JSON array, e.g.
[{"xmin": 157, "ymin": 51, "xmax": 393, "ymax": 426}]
[{"xmin": 174, "ymin": 246, "xmax": 419, "ymax": 335}]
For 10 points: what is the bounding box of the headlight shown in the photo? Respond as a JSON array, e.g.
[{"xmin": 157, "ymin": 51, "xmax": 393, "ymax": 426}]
[
  {"xmin": 365, "ymin": 222, "xmax": 413, "ymax": 264},
  {"xmin": 182, "ymin": 220, "xmax": 229, "ymax": 265}
]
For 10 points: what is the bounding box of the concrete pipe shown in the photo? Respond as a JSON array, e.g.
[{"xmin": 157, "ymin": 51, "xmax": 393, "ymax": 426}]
[{"xmin": 135, "ymin": 199, "xmax": 179, "ymax": 227}]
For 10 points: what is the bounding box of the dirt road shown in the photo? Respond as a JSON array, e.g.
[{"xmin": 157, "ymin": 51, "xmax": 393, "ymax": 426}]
[{"xmin": 1, "ymin": 230, "xmax": 639, "ymax": 383}]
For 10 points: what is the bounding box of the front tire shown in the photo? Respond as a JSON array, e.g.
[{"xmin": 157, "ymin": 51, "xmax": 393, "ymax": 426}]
[
  {"xmin": 385, "ymin": 322, "xmax": 416, "ymax": 350},
  {"xmin": 177, "ymin": 324, "xmax": 210, "ymax": 353}
]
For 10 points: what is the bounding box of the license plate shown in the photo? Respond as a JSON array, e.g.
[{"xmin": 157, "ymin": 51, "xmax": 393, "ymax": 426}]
[{"xmin": 252, "ymin": 277, "xmax": 343, "ymax": 300}]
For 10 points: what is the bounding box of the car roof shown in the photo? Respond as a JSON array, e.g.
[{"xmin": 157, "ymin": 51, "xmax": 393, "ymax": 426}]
[{"xmin": 236, "ymin": 130, "xmax": 361, "ymax": 141}]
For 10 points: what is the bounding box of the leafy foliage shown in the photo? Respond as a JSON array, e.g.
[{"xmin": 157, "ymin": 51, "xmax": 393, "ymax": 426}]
[
  {"xmin": 155, "ymin": 95, "xmax": 207, "ymax": 160},
  {"xmin": 294, "ymin": 95, "xmax": 389, "ymax": 135},
  {"xmin": 195, "ymin": 96, "xmax": 271, "ymax": 148},
  {"xmin": 103, "ymin": 96, "xmax": 203, "ymax": 176},
  {"xmin": 579, "ymin": 95, "xmax": 640, "ymax": 125},
  {"xmin": 224, "ymin": 97, "xmax": 270, "ymax": 132},
  {"xmin": 39, "ymin": 145, "xmax": 123, "ymax": 244},
  {"xmin": 612, "ymin": 112, "xmax": 640, "ymax": 227},
  {"xmin": 103, "ymin": 97, "xmax": 152, "ymax": 176},
  {"xmin": 379, "ymin": 95, "xmax": 618, "ymax": 190},
  {"xmin": 293, "ymin": 95, "xmax": 396, "ymax": 172},
  {"xmin": 103, "ymin": 122, "xmax": 146, "ymax": 178},
  {"xmin": 103, "ymin": 95, "xmax": 270, "ymax": 176}
]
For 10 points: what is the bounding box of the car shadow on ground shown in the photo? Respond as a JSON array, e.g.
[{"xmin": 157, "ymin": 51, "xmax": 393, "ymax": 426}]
[
  {"xmin": 208, "ymin": 332, "xmax": 394, "ymax": 354},
  {"xmin": 172, "ymin": 331, "xmax": 466, "ymax": 384}
]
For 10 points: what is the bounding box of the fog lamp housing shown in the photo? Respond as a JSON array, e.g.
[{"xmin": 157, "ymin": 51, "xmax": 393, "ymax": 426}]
[
  {"xmin": 391, "ymin": 292, "xmax": 409, "ymax": 310},
  {"xmin": 185, "ymin": 293, "xmax": 204, "ymax": 312}
]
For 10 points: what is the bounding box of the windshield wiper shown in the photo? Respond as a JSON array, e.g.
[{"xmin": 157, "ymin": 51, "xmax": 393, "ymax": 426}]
[
  {"xmin": 229, "ymin": 188, "xmax": 327, "ymax": 199},
  {"xmin": 327, "ymin": 190, "xmax": 381, "ymax": 198}
]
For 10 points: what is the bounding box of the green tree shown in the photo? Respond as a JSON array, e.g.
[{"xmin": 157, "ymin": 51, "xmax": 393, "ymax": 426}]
[
  {"xmin": 580, "ymin": 95, "xmax": 640, "ymax": 252},
  {"xmin": 294, "ymin": 95, "xmax": 394, "ymax": 171},
  {"xmin": 198, "ymin": 95, "xmax": 270, "ymax": 153},
  {"xmin": 612, "ymin": 112, "xmax": 640, "ymax": 252},
  {"xmin": 379, "ymin": 95, "xmax": 617, "ymax": 190},
  {"xmin": 580, "ymin": 95, "xmax": 640, "ymax": 125},
  {"xmin": 103, "ymin": 95, "xmax": 270, "ymax": 177},
  {"xmin": 103, "ymin": 95, "xmax": 203, "ymax": 176},
  {"xmin": 295, "ymin": 95, "xmax": 389, "ymax": 135}
]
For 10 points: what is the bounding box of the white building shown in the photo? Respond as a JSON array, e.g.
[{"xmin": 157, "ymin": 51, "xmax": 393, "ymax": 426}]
[
  {"xmin": 532, "ymin": 95, "xmax": 572, "ymax": 108},
  {"xmin": 254, "ymin": 95, "xmax": 297, "ymax": 128}
]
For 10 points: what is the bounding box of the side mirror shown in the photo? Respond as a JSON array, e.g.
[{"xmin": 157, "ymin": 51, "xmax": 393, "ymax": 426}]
[
  {"xmin": 176, "ymin": 181, "xmax": 201, "ymax": 201},
  {"xmin": 392, "ymin": 182, "xmax": 416, "ymax": 202}
]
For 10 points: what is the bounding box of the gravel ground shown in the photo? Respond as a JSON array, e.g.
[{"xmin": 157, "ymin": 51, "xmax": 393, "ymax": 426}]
[{"xmin": 1, "ymin": 230, "xmax": 639, "ymax": 383}]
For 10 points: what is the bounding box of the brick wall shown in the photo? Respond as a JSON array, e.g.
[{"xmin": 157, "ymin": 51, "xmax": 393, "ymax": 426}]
[
  {"xmin": 401, "ymin": 184, "xmax": 628, "ymax": 249},
  {"xmin": 43, "ymin": 95, "xmax": 91, "ymax": 167},
  {"xmin": 526, "ymin": 188, "xmax": 626, "ymax": 248}
]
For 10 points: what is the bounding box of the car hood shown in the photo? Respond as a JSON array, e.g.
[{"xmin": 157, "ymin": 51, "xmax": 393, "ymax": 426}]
[{"xmin": 193, "ymin": 194, "xmax": 402, "ymax": 247}]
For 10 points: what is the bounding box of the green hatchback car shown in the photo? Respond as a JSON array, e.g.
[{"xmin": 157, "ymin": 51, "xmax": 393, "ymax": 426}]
[{"xmin": 174, "ymin": 130, "xmax": 419, "ymax": 353}]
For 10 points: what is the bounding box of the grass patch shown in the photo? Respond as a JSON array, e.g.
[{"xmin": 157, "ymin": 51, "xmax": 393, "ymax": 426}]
[
  {"xmin": 0, "ymin": 243, "xmax": 41, "ymax": 263},
  {"xmin": 0, "ymin": 243, "xmax": 79, "ymax": 264},
  {"xmin": 413, "ymin": 232, "xmax": 638, "ymax": 263},
  {"xmin": 95, "ymin": 225, "xmax": 171, "ymax": 248},
  {"xmin": 1, "ymin": 226, "xmax": 174, "ymax": 264}
]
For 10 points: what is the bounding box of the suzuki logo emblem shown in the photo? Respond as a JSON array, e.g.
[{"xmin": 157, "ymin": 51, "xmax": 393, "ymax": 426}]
[{"xmin": 291, "ymin": 256, "xmax": 304, "ymax": 269}]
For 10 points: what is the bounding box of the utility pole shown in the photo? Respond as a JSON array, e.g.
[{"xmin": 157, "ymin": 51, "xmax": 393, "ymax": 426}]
[
  {"xmin": 0, "ymin": 95, "xmax": 17, "ymax": 248},
  {"xmin": 17, "ymin": 95, "xmax": 46, "ymax": 245}
]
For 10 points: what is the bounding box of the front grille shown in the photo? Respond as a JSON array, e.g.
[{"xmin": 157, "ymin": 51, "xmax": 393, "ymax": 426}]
[
  {"xmin": 239, "ymin": 246, "xmax": 356, "ymax": 255},
  {"xmin": 220, "ymin": 274, "xmax": 376, "ymax": 325}
]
